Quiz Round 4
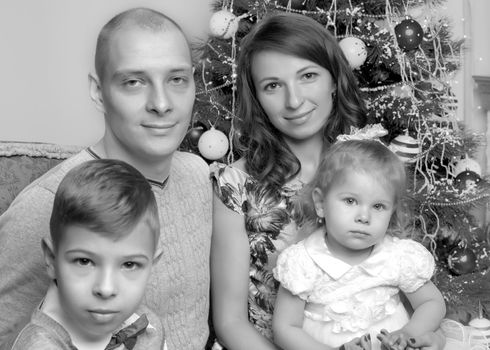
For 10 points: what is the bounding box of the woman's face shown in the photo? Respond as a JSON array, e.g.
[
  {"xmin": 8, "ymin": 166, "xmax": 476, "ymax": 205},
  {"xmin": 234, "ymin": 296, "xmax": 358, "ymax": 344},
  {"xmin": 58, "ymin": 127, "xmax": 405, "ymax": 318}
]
[{"xmin": 251, "ymin": 50, "xmax": 335, "ymax": 143}]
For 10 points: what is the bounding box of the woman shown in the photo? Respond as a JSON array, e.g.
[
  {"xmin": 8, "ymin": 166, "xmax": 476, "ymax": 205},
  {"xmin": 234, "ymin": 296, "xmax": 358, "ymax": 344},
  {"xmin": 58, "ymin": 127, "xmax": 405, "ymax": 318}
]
[{"xmin": 210, "ymin": 12, "xmax": 444, "ymax": 350}]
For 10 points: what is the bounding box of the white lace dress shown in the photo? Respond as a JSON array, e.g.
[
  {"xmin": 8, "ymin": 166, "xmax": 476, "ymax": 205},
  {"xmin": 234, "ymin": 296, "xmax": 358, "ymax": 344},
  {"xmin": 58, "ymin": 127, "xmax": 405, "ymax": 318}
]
[{"xmin": 273, "ymin": 229, "xmax": 435, "ymax": 350}]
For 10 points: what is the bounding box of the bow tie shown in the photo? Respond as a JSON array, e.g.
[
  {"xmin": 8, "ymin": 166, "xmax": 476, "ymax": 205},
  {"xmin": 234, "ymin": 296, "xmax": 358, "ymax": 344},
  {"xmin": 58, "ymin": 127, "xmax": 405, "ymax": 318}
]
[{"xmin": 105, "ymin": 314, "xmax": 149, "ymax": 350}]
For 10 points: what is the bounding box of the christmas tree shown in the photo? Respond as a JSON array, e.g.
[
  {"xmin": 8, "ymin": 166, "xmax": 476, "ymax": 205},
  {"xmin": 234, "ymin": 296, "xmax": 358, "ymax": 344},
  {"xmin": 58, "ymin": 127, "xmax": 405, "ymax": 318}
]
[{"xmin": 184, "ymin": 0, "xmax": 490, "ymax": 324}]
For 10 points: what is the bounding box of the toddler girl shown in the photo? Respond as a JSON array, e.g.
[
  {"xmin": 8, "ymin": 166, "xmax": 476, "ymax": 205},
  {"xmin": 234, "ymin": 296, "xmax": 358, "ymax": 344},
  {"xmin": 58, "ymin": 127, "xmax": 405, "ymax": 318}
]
[{"xmin": 272, "ymin": 128, "xmax": 446, "ymax": 350}]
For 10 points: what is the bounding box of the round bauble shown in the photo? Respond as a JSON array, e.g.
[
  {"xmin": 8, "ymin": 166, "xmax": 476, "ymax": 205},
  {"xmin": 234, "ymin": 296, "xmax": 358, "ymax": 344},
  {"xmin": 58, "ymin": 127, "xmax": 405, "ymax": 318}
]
[
  {"xmin": 394, "ymin": 17, "xmax": 424, "ymax": 51},
  {"xmin": 209, "ymin": 10, "xmax": 239, "ymax": 39},
  {"xmin": 198, "ymin": 127, "xmax": 229, "ymax": 160},
  {"xmin": 338, "ymin": 37, "xmax": 367, "ymax": 69},
  {"xmin": 447, "ymin": 246, "xmax": 477, "ymax": 275},
  {"xmin": 388, "ymin": 134, "xmax": 420, "ymax": 163},
  {"xmin": 454, "ymin": 170, "xmax": 481, "ymax": 191},
  {"xmin": 454, "ymin": 157, "xmax": 482, "ymax": 177}
]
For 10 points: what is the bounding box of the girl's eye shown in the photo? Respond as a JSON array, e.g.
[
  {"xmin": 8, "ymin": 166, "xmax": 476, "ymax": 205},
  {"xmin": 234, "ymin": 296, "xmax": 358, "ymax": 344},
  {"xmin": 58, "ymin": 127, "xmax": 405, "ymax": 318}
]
[
  {"xmin": 74, "ymin": 258, "xmax": 93, "ymax": 266},
  {"xmin": 344, "ymin": 198, "xmax": 356, "ymax": 205},
  {"xmin": 373, "ymin": 203, "xmax": 386, "ymax": 211}
]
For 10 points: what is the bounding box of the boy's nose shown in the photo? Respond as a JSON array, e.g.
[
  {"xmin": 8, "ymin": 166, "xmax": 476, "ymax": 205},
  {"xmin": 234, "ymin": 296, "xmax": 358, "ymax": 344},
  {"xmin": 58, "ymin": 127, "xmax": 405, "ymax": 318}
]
[{"xmin": 93, "ymin": 269, "xmax": 118, "ymax": 299}]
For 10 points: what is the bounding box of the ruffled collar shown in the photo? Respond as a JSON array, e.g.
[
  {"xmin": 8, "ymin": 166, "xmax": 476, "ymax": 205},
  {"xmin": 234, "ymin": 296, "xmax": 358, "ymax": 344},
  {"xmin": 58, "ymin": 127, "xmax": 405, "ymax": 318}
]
[{"xmin": 304, "ymin": 230, "xmax": 394, "ymax": 279}]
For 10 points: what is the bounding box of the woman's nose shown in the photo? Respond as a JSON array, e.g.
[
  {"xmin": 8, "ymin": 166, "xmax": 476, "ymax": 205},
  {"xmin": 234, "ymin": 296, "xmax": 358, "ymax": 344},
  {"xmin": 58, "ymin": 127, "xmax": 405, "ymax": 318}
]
[{"xmin": 285, "ymin": 84, "xmax": 304, "ymax": 109}]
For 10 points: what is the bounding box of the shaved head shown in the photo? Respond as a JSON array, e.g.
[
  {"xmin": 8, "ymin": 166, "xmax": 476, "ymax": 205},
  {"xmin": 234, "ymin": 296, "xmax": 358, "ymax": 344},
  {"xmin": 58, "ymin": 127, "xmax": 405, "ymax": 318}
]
[{"xmin": 95, "ymin": 7, "xmax": 188, "ymax": 81}]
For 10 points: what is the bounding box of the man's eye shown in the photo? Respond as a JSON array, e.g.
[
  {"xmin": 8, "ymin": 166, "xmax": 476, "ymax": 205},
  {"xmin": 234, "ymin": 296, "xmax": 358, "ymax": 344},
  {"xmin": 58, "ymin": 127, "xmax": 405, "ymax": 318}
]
[
  {"xmin": 123, "ymin": 79, "xmax": 143, "ymax": 88},
  {"xmin": 170, "ymin": 76, "xmax": 188, "ymax": 85}
]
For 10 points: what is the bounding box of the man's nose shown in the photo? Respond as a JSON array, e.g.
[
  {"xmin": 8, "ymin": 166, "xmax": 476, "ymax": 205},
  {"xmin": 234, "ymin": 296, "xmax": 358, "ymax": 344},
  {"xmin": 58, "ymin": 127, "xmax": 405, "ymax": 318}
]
[{"xmin": 146, "ymin": 84, "xmax": 172, "ymax": 115}]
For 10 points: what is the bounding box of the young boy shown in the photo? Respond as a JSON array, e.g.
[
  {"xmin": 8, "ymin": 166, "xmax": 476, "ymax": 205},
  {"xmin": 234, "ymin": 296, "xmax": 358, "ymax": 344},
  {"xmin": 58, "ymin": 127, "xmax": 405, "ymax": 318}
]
[{"xmin": 8, "ymin": 159, "xmax": 166, "ymax": 350}]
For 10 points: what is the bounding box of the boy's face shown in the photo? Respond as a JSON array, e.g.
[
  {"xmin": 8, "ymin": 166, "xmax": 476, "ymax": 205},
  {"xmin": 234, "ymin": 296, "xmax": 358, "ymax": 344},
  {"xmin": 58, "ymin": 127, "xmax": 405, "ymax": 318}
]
[{"xmin": 50, "ymin": 220, "xmax": 157, "ymax": 341}]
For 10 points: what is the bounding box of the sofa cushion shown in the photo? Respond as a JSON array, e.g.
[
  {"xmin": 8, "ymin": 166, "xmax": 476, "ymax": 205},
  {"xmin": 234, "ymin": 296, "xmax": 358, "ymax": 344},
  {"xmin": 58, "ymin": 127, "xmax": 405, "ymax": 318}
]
[{"xmin": 0, "ymin": 142, "xmax": 82, "ymax": 214}]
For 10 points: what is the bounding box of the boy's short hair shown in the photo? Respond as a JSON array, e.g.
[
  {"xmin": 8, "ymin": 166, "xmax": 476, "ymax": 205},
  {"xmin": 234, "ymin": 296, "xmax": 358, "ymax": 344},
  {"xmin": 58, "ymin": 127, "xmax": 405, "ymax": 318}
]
[{"xmin": 50, "ymin": 159, "xmax": 160, "ymax": 251}]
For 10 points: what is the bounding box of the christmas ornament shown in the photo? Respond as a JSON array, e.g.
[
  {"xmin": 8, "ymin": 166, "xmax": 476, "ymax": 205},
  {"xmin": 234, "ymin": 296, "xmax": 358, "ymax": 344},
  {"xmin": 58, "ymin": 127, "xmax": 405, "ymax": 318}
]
[
  {"xmin": 468, "ymin": 302, "xmax": 490, "ymax": 349},
  {"xmin": 198, "ymin": 126, "xmax": 229, "ymax": 160},
  {"xmin": 277, "ymin": 0, "xmax": 306, "ymax": 10},
  {"xmin": 186, "ymin": 122, "xmax": 208, "ymax": 147},
  {"xmin": 394, "ymin": 17, "xmax": 424, "ymax": 51},
  {"xmin": 447, "ymin": 246, "xmax": 477, "ymax": 275},
  {"xmin": 209, "ymin": 10, "xmax": 239, "ymax": 39},
  {"xmin": 454, "ymin": 171, "xmax": 481, "ymax": 192},
  {"xmin": 392, "ymin": 84, "xmax": 412, "ymax": 98},
  {"xmin": 338, "ymin": 37, "xmax": 367, "ymax": 69},
  {"xmin": 454, "ymin": 157, "xmax": 482, "ymax": 177},
  {"xmin": 388, "ymin": 134, "xmax": 420, "ymax": 163}
]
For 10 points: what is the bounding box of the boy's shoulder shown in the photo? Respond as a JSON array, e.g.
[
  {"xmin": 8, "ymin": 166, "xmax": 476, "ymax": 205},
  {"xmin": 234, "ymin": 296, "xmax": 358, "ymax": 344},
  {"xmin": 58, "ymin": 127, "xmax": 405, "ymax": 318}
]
[{"xmin": 9, "ymin": 309, "xmax": 75, "ymax": 350}]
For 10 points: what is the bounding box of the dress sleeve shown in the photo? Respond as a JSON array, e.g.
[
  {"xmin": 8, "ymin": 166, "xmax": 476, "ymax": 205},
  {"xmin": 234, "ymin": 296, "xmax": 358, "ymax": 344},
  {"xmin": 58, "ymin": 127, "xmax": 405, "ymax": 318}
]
[
  {"xmin": 397, "ymin": 239, "xmax": 435, "ymax": 293},
  {"xmin": 209, "ymin": 162, "xmax": 249, "ymax": 215},
  {"xmin": 273, "ymin": 243, "xmax": 319, "ymax": 300}
]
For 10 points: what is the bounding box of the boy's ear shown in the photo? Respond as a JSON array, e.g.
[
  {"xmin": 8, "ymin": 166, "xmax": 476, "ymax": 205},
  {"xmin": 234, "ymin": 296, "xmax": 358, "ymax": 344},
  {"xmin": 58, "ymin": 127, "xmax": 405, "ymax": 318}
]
[
  {"xmin": 312, "ymin": 187, "xmax": 325, "ymax": 218},
  {"xmin": 41, "ymin": 238, "xmax": 56, "ymax": 280},
  {"xmin": 153, "ymin": 248, "xmax": 163, "ymax": 265},
  {"xmin": 88, "ymin": 73, "xmax": 106, "ymax": 114}
]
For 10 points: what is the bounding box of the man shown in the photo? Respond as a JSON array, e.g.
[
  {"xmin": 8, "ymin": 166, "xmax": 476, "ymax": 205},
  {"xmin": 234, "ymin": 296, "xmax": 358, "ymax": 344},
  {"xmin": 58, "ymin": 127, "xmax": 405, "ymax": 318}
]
[{"xmin": 0, "ymin": 8, "xmax": 212, "ymax": 350}]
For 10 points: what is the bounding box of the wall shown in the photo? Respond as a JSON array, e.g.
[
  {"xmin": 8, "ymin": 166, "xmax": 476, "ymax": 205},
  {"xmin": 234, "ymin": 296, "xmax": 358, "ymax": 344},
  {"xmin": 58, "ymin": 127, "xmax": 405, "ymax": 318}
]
[{"xmin": 0, "ymin": 0, "xmax": 213, "ymax": 146}]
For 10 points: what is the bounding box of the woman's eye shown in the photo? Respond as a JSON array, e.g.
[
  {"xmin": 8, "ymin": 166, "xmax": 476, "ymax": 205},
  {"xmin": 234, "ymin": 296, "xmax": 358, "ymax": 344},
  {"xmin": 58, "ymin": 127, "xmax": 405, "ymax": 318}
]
[
  {"xmin": 264, "ymin": 82, "xmax": 279, "ymax": 91},
  {"xmin": 302, "ymin": 72, "xmax": 317, "ymax": 80}
]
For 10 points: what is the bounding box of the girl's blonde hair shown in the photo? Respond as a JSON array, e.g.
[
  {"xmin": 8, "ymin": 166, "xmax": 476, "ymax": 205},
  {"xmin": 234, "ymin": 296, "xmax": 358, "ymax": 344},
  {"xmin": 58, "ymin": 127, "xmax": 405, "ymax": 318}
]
[{"xmin": 295, "ymin": 140, "xmax": 407, "ymax": 237}]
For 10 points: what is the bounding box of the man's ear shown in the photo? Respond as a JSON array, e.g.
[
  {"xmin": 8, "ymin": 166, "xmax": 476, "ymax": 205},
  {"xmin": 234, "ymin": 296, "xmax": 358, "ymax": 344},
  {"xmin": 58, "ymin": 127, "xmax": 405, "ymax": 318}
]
[
  {"xmin": 312, "ymin": 187, "xmax": 325, "ymax": 218},
  {"xmin": 88, "ymin": 73, "xmax": 106, "ymax": 114},
  {"xmin": 41, "ymin": 238, "xmax": 56, "ymax": 280}
]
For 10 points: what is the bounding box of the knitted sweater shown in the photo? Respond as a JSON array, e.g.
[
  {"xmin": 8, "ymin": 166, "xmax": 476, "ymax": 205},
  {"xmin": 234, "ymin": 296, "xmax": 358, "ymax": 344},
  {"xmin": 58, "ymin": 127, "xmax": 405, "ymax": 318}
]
[{"xmin": 0, "ymin": 149, "xmax": 212, "ymax": 350}]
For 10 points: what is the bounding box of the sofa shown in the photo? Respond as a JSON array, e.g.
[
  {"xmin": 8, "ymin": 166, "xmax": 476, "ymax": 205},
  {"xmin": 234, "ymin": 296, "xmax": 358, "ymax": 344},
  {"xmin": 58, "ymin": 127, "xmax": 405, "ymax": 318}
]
[{"xmin": 0, "ymin": 141, "xmax": 82, "ymax": 214}]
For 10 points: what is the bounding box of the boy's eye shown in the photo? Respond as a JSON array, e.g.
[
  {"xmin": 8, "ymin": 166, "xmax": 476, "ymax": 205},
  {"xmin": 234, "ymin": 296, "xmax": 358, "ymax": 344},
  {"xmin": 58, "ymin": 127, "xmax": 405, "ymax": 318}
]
[
  {"xmin": 74, "ymin": 258, "xmax": 93, "ymax": 266},
  {"xmin": 122, "ymin": 261, "xmax": 140, "ymax": 270}
]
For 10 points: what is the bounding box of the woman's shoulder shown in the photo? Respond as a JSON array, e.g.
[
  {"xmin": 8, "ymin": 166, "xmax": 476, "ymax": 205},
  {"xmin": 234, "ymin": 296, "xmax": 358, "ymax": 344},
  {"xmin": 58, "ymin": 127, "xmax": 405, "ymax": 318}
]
[{"xmin": 210, "ymin": 158, "xmax": 250, "ymax": 186}]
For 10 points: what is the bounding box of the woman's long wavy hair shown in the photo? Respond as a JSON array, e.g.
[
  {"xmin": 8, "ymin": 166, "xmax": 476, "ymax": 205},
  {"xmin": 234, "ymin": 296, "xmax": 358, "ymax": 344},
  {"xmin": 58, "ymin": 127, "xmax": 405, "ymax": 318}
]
[{"xmin": 235, "ymin": 12, "xmax": 367, "ymax": 191}]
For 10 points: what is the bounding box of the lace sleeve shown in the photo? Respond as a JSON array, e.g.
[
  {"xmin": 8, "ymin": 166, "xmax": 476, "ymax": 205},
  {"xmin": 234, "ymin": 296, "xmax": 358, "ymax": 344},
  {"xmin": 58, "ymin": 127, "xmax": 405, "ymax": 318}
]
[
  {"xmin": 397, "ymin": 239, "xmax": 435, "ymax": 293},
  {"xmin": 273, "ymin": 242, "xmax": 319, "ymax": 300}
]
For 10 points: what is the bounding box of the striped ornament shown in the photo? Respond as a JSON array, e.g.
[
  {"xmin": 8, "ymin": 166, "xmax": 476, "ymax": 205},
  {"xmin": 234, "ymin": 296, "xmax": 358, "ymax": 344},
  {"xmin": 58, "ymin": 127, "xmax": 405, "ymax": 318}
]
[{"xmin": 388, "ymin": 134, "xmax": 420, "ymax": 163}]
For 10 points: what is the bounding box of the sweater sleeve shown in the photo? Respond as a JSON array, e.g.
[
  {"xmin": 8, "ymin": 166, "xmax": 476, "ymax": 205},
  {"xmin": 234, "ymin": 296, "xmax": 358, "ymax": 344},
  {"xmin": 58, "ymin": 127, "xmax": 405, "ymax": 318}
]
[{"xmin": 0, "ymin": 186, "xmax": 55, "ymax": 347}]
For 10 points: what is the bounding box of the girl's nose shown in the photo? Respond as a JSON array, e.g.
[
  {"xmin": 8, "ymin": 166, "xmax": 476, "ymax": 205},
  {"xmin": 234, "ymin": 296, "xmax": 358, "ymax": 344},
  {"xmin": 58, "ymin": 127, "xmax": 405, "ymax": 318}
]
[{"xmin": 355, "ymin": 208, "xmax": 370, "ymax": 224}]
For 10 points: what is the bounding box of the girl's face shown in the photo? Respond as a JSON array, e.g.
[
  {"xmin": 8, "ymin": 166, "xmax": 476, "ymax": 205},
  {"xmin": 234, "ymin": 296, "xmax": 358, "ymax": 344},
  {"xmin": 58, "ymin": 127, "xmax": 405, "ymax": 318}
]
[
  {"xmin": 251, "ymin": 50, "xmax": 335, "ymax": 144},
  {"xmin": 312, "ymin": 171, "xmax": 395, "ymax": 261},
  {"xmin": 49, "ymin": 220, "xmax": 157, "ymax": 344}
]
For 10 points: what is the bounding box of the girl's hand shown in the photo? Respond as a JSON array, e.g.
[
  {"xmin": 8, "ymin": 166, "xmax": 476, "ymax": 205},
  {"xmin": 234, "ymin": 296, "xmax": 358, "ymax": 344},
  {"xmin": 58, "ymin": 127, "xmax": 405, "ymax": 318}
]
[
  {"xmin": 377, "ymin": 329, "xmax": 409, "ymax": 350},
  {"xmin": 340, "ymin": 333, "xmax": 372, "ymax": 350},
  {"xmin": 406, "ymin": 331, "xmax": 446, "ymax": 350}
]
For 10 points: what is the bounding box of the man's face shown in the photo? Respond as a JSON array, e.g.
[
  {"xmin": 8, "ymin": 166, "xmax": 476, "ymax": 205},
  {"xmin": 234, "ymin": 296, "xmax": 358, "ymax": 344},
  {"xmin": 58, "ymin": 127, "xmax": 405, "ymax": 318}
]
[{"xmin": 95, "ymin": 26, "xmax": 195, "ymax": 164}]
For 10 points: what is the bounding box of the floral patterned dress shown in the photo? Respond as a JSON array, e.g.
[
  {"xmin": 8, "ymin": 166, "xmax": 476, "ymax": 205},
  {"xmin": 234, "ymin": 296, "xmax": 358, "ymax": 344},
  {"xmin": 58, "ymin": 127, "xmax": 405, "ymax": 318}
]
[{"xmin": 210, "ymin": 162, "xmax": 304, "ymax": 341}]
